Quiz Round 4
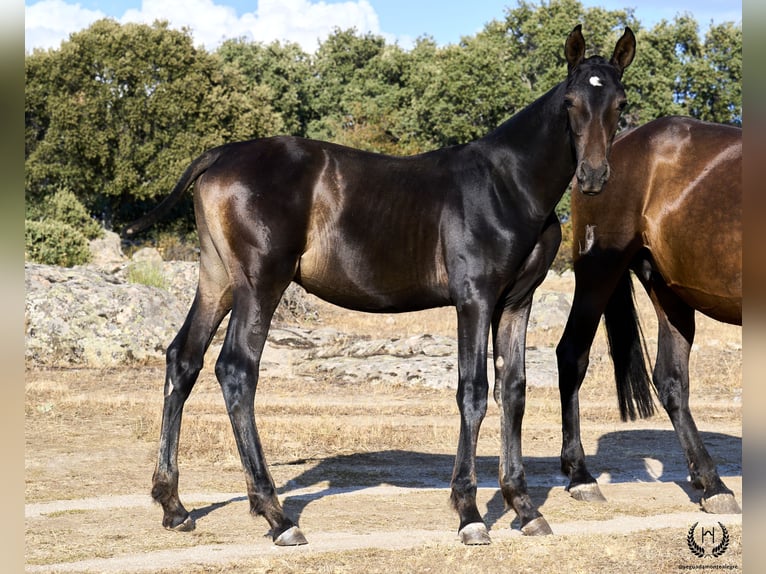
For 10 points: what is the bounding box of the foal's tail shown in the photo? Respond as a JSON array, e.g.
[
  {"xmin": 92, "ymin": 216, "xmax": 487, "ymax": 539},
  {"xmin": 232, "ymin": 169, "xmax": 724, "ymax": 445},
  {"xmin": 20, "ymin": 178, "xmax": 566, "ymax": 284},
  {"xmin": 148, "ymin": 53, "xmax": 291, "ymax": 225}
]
[
  {"xmin": 121, "ymin": 147, "xmax": 225, "ymax": 238},
  {"xmin": 603, "ymin": 270, "xmax": 656, "ymax": 421}
]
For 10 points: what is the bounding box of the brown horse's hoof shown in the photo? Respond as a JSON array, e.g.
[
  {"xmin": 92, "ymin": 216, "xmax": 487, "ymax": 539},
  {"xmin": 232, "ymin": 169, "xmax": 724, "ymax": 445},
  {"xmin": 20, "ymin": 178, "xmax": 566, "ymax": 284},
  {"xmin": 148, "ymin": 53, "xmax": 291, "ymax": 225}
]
[
  {"xmin": 274, "ymin": 526, "xmax": 308, "ymax": 546},
  {"xmin": 701, "ymin": 493, "xmax": 741, "ymax": 514},
  {"xmin": 521, "ymin": 516, "xmax": 553, "ymax": 536},
  {"xmin": 459, "ymin": 522, "xmax": 492, "ymax": 545},
  {"xmin": 167, "ymin": 515, "xmax": 195, "ymax": 532},
  {"xmin": 569, "ymin": 482, "xmax": 607, "ymax": 503}
]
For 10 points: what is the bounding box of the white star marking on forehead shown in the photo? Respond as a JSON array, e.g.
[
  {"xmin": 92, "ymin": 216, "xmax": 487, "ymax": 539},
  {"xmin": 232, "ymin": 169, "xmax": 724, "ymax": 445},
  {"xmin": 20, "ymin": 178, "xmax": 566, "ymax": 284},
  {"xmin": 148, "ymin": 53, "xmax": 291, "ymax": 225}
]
[{"xmin": 589, "ymin": 76, "xmax": 603, "ymax": 87}]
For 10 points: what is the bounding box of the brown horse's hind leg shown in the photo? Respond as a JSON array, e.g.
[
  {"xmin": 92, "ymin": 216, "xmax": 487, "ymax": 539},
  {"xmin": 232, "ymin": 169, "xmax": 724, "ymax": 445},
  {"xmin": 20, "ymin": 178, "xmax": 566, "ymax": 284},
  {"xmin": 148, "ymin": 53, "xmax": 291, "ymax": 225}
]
[
  {"xmin": 646, "ymin": 279, "xmax": 741, "ymax": 514},
  {"xmin": 153, "ymin": 269, "xmax": 231, "ymax": 531},
  {"xmin": 215, "ymin": 281, "xmax": 307, "ymax": 545}
]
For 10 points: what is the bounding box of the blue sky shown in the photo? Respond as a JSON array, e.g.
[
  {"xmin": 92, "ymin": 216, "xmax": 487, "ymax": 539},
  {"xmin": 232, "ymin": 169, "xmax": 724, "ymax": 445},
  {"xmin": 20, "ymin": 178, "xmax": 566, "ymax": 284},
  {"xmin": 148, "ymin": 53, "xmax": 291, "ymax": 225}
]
[{"xmin": 24, "ymin": 0, "xmax": 742, "ymax": 54}]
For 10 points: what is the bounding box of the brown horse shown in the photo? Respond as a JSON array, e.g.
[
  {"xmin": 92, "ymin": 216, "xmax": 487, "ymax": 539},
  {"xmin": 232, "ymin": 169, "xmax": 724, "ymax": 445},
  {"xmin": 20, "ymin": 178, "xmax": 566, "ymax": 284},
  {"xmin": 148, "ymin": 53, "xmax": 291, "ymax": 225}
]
[
  {"xmin": 125, "ymin": 26, "xmax": 636, "ymax": 545},
  {"xmin": 556, "ymin": 115, "xmax": 742, "ymax": 514}
]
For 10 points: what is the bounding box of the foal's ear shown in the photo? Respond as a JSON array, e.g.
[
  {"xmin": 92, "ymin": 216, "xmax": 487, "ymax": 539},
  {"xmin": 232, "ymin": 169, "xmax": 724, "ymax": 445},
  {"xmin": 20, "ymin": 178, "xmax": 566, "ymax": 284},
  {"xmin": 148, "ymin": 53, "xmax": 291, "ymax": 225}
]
[
  {"xmin": 610, "ymin": 27, "xmax": 636, "ymax": 77},
  {"xmin": 565, "ymin": 24, "xmax": 586, "ymax": 73}
]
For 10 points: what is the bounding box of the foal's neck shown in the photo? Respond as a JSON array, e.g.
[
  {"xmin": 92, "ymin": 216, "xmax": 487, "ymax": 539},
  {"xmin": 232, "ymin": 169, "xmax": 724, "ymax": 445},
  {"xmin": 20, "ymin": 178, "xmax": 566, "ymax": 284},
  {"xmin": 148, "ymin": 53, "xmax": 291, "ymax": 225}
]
[{"xmin": 479, "ymin": 82, "xmax": 575, "ymax": 216}]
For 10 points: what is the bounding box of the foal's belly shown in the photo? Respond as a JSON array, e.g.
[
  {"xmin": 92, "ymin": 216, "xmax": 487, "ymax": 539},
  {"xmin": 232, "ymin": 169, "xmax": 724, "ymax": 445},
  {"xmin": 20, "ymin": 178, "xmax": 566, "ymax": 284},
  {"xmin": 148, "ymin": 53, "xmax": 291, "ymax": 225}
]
[{"xmin": 295, "ymin": 245, "xmax": 451, "ymax": 313}]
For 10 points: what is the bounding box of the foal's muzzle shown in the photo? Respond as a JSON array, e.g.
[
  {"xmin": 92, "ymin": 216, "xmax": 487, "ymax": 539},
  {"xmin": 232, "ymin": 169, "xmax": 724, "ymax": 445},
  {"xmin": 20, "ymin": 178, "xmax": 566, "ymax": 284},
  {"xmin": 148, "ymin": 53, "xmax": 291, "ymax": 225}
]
[{"xmin": 576, "ymin": 160, "xmax": 611, "ymax": 195}]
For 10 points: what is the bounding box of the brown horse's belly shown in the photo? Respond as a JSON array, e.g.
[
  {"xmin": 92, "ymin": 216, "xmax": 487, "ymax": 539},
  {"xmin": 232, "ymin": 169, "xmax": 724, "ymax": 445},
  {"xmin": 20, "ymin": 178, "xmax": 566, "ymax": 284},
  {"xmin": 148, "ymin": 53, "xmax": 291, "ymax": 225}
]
[
  {"xmin": 649, "ymin": 244, "xmax": 742, "ymax": 325},
  {"xmin": 669, "ymin": 283, "xmax": 742, "ymax": 325},
  {"xmin": 644, "ymin": 195, "xmax": 741, "ymax": 325}
]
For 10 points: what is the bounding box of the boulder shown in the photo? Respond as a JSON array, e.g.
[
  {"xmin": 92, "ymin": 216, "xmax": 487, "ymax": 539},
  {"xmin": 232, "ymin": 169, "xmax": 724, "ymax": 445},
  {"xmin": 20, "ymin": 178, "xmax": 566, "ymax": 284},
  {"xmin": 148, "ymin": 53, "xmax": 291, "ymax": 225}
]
[
  {"xmin": 88, "ymin": 230, "xmax": 126, "ymax": 268},
  {"xmin": 25, "ymin": 263, "xmax": 186, "ymax": 367}
]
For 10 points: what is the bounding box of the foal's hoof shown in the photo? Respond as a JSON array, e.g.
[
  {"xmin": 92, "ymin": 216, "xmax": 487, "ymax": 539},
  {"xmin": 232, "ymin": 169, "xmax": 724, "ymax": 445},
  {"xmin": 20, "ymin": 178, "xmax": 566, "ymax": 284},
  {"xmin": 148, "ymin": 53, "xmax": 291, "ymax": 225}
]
[
  {"xmin": 568, "ymin": 482, "xmax": 607, "ymax": 503},
  {"xmin": 521, "ymin": 517, "xmax": 553, "ymax": 536},
  {"xmin": 459, "ymin": 522, "xmax": 491, "ymax": 545},
  {"xmin": 701, "ymin": 493, "xmax": 742, "ymax": 514},
  {"xmin": 167, "ymin": 515, "xmax": 195, "ymax": 532},
  {"xmin": 274, "ymin": 526, "xmax": 308, "ymax": 546}
]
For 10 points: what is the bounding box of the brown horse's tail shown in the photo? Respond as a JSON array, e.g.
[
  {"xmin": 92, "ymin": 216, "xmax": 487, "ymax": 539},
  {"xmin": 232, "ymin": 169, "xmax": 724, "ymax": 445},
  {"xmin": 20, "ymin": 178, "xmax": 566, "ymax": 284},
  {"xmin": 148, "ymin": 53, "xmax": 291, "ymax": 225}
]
[
  {"xmin": 603, "ymin": 270, "xmax": 656, "ymax": 421},
  {"xmin": 121, "ymin": 147, "xmax": 225, "ymax": 238}
]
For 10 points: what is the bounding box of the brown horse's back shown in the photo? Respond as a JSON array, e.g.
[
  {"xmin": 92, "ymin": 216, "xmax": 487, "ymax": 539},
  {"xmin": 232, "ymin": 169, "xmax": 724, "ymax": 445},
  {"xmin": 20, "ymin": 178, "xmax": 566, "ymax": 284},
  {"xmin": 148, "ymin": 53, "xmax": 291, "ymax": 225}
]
[{"xmin": 573, "ymin": 116, "xmax": 742, "ymax": 324}]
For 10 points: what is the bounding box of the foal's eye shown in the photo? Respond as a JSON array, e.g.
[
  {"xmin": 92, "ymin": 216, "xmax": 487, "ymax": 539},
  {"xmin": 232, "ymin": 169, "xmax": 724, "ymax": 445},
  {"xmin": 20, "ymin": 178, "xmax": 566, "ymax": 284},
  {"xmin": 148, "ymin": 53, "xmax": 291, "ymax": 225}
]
[
  {"xmin": 617, "ymin": 99, "xmax": 628, "ymax": 111},
  {"xmin": 564, "ymin": 98, "xmax": 574, "ymax": 110}
]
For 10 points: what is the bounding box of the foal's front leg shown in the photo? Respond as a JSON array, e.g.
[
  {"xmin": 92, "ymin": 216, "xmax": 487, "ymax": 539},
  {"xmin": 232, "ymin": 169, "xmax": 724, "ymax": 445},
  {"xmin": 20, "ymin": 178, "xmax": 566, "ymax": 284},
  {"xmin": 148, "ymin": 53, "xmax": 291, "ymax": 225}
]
[
  {"xmin": 451, "ymin": 300, "xmax": 493, "ymax": 545},
  {"xmin": 492, "ymin": 299, "xmax": 552, "ymax": 535}
]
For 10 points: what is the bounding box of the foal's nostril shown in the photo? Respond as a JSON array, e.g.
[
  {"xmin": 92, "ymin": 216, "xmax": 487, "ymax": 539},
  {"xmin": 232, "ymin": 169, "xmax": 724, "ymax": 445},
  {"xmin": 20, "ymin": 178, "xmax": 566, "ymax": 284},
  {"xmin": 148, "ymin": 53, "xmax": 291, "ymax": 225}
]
[{"xmin": 577, "ymin": 160, "xmax": 610, "ymax": 194}]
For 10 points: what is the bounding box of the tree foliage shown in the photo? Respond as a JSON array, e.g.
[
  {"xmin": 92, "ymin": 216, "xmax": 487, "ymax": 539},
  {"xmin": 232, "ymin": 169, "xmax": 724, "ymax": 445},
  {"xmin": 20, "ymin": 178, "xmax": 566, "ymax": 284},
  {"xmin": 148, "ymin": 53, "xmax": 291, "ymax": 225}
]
[
  {"xmin": 25, "ymin": 2, "xmax": 742, "ymax": 246},
  {"xmin": 25, "ymin": 19, "xmax": 283, "ymax": 231}
]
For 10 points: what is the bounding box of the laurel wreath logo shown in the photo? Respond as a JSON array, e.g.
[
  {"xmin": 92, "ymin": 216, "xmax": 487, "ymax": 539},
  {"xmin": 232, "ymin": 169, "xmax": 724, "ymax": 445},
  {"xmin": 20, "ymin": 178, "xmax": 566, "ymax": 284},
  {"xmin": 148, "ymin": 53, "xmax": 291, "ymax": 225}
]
[
  {"xmin": 712, "ymin": 523, "xmax": 730, "ymax": 557},
  {"xmin": 686, "ymin": 522, "xmax": 730, "ymax": 558}
]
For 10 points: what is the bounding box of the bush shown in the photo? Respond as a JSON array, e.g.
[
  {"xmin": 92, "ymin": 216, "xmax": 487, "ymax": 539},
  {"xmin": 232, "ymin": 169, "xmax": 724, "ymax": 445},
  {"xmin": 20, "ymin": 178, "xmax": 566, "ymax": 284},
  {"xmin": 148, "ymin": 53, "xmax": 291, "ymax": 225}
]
[
  {"xmin": 25, "ymin": 219, "xmax": 92, "ymax": 266},
  {"xmin": 42, "ymin": 188, "xmax": 103, "ymax": 240},
  {"xmin": 550, "ymin": 219, "xmax": 573, "ymax": 273}
]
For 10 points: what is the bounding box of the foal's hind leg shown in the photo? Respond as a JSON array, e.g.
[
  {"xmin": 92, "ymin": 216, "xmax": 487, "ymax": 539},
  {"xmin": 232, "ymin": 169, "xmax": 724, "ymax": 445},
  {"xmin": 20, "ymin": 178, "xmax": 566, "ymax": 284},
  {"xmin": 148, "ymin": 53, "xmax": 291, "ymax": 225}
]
[
  {"xmin": 215, "ymin": 281, "xmax": 307, "ymax": 545},
  {"xmin": 153, "ymin": 268, "xmax": 231, "ymax": 531},
  {"xmin": 645, "ymin": 279, "xmax": 741, "ymax": 514}
]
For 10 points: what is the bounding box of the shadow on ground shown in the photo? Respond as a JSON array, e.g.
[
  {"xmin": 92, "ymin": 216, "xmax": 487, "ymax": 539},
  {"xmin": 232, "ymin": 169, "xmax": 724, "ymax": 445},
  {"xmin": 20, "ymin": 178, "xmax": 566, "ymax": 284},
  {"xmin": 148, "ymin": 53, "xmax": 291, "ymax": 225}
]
[{"xmin": 187, "ymin": 429, "xmax": 741, "ymax": 531}]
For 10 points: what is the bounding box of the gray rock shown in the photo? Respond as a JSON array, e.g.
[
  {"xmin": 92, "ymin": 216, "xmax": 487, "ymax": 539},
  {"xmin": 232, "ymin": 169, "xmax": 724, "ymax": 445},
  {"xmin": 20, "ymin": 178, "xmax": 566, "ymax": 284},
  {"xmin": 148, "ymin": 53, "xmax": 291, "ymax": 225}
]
[
  {"xmin": 25, "ymin": 263, "xmax": 186, "ymax": 367},
  {"xmin": 131, "ymin": 247, "xmax": 163, "ymax": 263},
  {"xmin": 25, "ymin": 261, "xmax": 321, "ymax": 368},
  {"xmin": 88, "ymin": 230, "xmax": 126, "ymax": 268},
  {"xmin": 530, "ymin": 290, "xmax": 572, "ymax": 331},
  {"xmin": 24, "ymin": 261, "xmax": 569, "ymax": 388}
]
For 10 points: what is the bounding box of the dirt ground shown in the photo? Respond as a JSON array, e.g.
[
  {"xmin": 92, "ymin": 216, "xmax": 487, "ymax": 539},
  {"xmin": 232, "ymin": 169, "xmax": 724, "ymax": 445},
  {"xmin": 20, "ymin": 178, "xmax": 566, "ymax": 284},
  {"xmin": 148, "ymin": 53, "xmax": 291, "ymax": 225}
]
[{"xmin": 24, "ymin": 273, "xmax": 743, "ymax": 573}]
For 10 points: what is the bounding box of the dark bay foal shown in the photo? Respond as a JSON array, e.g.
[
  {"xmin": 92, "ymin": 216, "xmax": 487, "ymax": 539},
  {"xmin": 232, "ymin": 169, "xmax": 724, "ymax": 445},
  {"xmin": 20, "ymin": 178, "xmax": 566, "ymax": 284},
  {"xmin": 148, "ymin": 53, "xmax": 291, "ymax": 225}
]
[{"xmin": 126, "ymin": 25, "xmax": 636, "ymax": 545}]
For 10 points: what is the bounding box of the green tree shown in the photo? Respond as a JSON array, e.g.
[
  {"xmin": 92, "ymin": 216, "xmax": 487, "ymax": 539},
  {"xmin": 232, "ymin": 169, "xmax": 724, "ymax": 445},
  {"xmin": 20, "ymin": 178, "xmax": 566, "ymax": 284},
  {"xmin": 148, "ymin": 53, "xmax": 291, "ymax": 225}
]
[
  {"xmin": 24, "ymin": 187, "xmax": 102, "ymax": 267},
  {"xmin": 325, "ymin": 42, "xmax": 419, "ymax": 154},
  {"xmin": 686, "ymin": 22, "xmax": 742, "ymax": 125},
  {"xmin": 403, "ymin": 22, "xmax": 528, "ymax": 149},
  {"xmin": 25, "ymin": 19, "xmax": 283, "ymax": 232},
  {"xmin": 306, "ymin": 28, "xmax": 387, "ymax": 141},
  {"xmin": 625, "ymin": 16, "xmax": 698, "ymax": 125},
  {"xmin": 217, "ymin": 38, "xmax": 313, "ymax": 136},
  {"xmin": 25, "ymin": 220, "xmax": 92, "ymax": 267},
  {"xmin": 617, "ymin": 15, "xmax": 740, "ymax": 126},
  {"xmin": 26, "ymin": 187, "xmax": 102, "ymax": 240}
]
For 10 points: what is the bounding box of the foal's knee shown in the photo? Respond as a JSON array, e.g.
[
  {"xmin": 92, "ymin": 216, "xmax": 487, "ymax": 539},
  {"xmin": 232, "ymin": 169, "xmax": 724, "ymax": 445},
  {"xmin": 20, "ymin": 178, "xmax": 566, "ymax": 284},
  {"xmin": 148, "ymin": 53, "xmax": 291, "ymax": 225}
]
[
  {"xmin": 456, "ymin": 379, "xmax": 489, "ymax": 423},
  {"xmin": 215, "ymin": 353, "xmax": 256, "ymax": 412},
  {"xmin": 496, "ymin": 367, "xmax": 526, "ymax": 413},
  {"xmin": 164, "ymin": 344, "xmax": 204, "ymax": 398}
]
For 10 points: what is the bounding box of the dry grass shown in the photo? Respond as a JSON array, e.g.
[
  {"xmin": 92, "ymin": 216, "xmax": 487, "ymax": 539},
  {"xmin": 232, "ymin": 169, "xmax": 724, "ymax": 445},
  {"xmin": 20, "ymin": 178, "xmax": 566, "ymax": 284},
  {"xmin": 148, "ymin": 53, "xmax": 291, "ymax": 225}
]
[
  {"xmin": 25, "ymin": 272, "xmax": 742, "ymax": 572},
  {"xmin": 146, "ymin": 525, "xmax": 743, "ymax": 574},
  {"xmin": 25, "ymin": 271, "xmax": 742, "ymax": 492}
]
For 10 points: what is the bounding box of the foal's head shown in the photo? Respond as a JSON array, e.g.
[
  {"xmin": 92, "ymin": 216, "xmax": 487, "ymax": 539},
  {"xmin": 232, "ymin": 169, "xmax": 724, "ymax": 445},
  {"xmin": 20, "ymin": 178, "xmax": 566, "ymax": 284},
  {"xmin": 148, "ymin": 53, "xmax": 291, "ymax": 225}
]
[{"xmin": 563, "ymin": 25, "xmax": 635, "ymax": 194}]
